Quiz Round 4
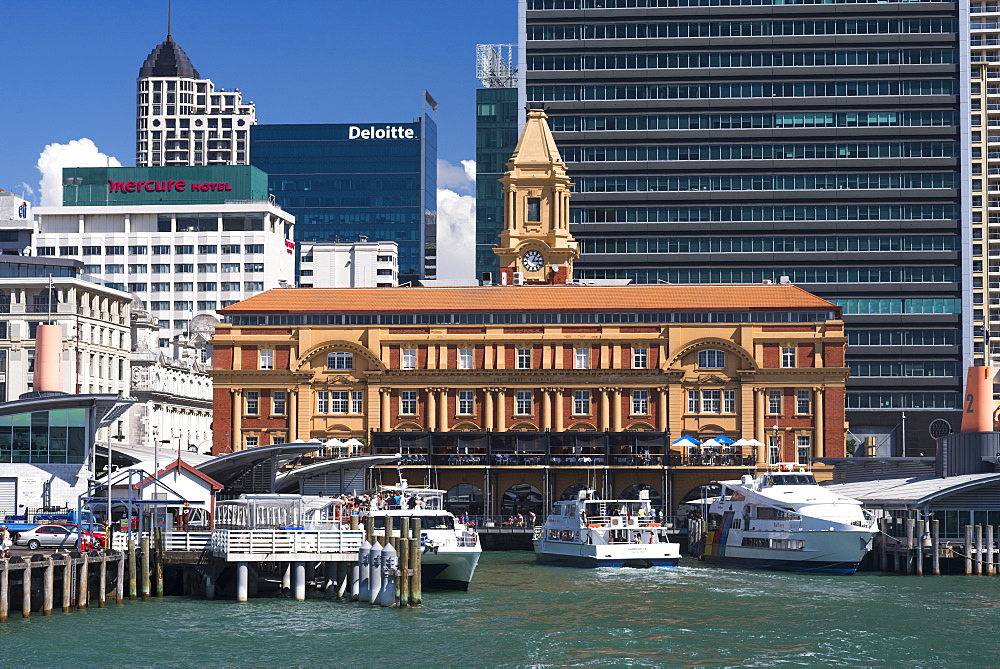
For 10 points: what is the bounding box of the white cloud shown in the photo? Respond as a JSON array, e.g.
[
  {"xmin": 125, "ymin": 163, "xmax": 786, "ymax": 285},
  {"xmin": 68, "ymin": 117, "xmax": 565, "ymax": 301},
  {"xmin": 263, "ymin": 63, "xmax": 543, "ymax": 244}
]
[
  {"xmin": 18, "ymin": 182, "xmax": 35, "ymax": 200},
  {"xmin": 437, "ymin": 158, "xmax": 475, "ymax": 195},
  {"xmin": 435, "ymin": 187, "xmax": 476, "ymax": 282},
  {"xmin": 36, "ymin": 138, "xmax": 121, "ymax": 206}
]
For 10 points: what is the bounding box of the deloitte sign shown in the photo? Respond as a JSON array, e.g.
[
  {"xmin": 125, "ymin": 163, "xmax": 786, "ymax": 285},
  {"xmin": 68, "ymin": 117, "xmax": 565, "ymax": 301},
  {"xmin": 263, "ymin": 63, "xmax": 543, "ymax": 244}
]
[{"xmin": 348, "ymin": 125, "xmax": 417, "ymax": 140}]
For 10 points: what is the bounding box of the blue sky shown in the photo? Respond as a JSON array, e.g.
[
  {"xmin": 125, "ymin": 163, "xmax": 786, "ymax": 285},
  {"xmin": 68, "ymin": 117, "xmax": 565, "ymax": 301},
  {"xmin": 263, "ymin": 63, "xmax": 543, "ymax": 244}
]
[{"xmin": 0, "ymin": 0, "xmax": 517, "ymax": 198}]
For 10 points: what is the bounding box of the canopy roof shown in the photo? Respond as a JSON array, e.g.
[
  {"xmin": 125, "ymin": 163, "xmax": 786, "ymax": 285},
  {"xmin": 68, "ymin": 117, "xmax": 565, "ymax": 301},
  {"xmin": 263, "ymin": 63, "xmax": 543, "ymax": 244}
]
[{"xmin": 823, "ymin": 472, "xmax": 1000, "ymax": 508}]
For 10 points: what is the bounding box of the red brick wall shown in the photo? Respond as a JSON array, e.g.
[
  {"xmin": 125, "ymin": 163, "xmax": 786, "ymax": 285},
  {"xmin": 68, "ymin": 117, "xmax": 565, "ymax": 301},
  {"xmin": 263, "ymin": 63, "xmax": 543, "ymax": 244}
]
[
  {"xmin": 275, "ymin": 346, "xmax": 291, "ymax": 370},
  {"xmin": 241, "ymin": 347, "xmax": 257, "ymax": 369},
  {"xmin": 213, "ymin": 346, "xmax": 233, "ymax": 371},
  {"xmin": 824, "ymin": 386, "xmax": 846, "ymax": 456},
  {"xmin": 798, "ymin": 344, "xmax": 815, "ymax": 368},
  {"xmin": 824, "ymin": 343, "xmax": 845, "ymax": 367},
  {"xmin": 762, "ymin": 344, "xmax": 779, "ymax": 368},
  {"xmin": 212, "ymin": 387, "xmax": 232, "ymax": 455}
]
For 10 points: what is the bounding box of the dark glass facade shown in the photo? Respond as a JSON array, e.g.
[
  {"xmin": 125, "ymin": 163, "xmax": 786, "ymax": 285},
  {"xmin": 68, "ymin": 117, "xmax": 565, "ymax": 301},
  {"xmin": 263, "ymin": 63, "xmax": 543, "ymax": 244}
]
[
  {"xmin": 523, "ymin": 0, "xmax": 969, "ymax": 452},
  {"xmin": 475, "ymin": 87, "xmax": 519, "ymax": 283},
  {"xmin": 250, "ymin": 117, "xmax": 437, "ymax": 284}
]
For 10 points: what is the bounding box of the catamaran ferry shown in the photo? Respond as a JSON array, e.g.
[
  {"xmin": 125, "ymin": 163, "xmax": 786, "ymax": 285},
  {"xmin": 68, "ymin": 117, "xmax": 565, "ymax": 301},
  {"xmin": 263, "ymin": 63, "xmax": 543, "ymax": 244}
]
[
  {"xmin": 533, "ymin": 488, "xmax": 681, "ymax": 568},
  {"xmin": 702, "ymin": 464, "xmax": 877, "ymax": 573}
]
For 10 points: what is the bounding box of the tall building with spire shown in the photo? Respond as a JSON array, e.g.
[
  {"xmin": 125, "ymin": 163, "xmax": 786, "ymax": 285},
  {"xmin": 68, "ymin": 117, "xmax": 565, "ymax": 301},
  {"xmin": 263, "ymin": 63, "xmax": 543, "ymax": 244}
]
[{"xmin": 136, "ymin": 22, "xmax": 255, "ymax": 167}]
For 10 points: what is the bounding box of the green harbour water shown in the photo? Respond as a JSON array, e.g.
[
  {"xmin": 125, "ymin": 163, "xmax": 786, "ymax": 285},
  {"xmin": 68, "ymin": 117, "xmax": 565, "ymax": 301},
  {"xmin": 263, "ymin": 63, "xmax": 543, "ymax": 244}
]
[{"xmin": 3, "ymin": 551, "xmax": 999, "ymax": 666}]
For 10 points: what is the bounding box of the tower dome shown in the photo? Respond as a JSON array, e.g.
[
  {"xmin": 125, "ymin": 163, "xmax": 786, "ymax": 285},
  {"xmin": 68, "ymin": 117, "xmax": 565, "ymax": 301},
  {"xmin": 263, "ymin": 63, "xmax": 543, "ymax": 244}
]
[{"xmin": 138, "ymin": 35, "xmax": 200, "ymax": 79}]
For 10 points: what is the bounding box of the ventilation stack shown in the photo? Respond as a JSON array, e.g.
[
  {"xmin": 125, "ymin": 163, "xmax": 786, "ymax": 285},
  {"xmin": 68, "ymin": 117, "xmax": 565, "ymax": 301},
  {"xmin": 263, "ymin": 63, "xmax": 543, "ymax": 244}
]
[
  {"xmin": 34, "ymin": 323, "xmax": 63, "ymax": 393},
  {"xmin": 960, "ymin": 366, "xmax": 996, "ymax": 433}
]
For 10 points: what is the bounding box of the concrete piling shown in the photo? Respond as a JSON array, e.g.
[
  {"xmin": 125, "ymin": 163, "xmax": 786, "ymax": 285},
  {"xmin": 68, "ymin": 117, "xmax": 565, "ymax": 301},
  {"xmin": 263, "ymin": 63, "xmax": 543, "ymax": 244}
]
[
  {"xmin": 141, "ymin": 536, "xmax": 151, "ymax": 601},
  {"xmin": 965, "ymin": 526, "xmax": 974, "ymax": 575},
  {"xmin": 43, "ymin": 557, "xmax": 54, "ymax": 616},
  {"xmin": 932, "ymin": 520, "xmax": 941, "ymax": 576},
  {"xmin": 399, "ymin": 519, "xmax": 410, "ymax": 607},
  {"xmin": 905, "ymin": 518, "xmax": 915, "ymax": 574},
  {"xmin": 380, "ymin": 542, "xmax": 397, "ymax": 607},
  {"xmin": 127, "ymin": 539, "xmax": 137, "ymax": 600},
  {"xmin": 115, "ymin": 552, "xmax": 124, "ymax": 605},
  {"xmin": 989, "ymin": 526, "xmax": 996, "ymax": 577},
  {"xmin": 97, "ymin": 553, "xmax": 106, "ymax": 608},
  {"xmin": 22, "ymin": 560, "xmax": 31, "ymax": 618},
  {"xmin": 358, "ymin": 540, "xmax": 371, "ymax": 602},
  {"xmin": 155, "ymin": 528, "xmax": 164, "ymax": 597},
  {"xmin": 0, "ymin": 561, "xmax": 8, "ymax": 623},
  {"xmin": 878, "ymin": 518, "xmax": 888, "ymax": 572},
  {"xmin": 78, "ymin": 553, "xmax": 89, "ymax": 609},
  {"xmin": 369, "ymin": 542, "xmax": 382, "ymax": 606},
  {"xmin": 976, "ymin": 525, "xmax": 984, "ymax": 576}
]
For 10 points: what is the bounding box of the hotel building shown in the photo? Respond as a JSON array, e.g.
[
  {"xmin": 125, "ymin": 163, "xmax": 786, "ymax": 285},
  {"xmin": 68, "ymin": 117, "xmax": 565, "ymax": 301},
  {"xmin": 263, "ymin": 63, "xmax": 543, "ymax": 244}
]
[
  {"xmin": 209, "ymin": 111, "xmax": 850, "ymax": 515},
  {"xmin": 521, "ymin": 0, "xmax": 970, "ymax": 453},
  {"xmin": 34, "ymin": 166, "xmax": 295, "ymax": 350}
]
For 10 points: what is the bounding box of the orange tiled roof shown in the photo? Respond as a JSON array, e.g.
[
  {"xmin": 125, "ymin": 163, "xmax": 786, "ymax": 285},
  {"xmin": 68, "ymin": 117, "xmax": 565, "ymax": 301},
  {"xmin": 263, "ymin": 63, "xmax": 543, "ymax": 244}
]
[{"xmin": 219, "ymin": 284, "xmax": 838, "ymax": 315}]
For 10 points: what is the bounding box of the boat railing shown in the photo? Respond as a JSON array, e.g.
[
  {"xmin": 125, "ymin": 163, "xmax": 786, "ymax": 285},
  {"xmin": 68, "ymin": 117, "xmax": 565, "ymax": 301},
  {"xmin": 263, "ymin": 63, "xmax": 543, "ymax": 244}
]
[{"xmin": 456, "ymin": 532, "xmax": 479, "ymax": 548}]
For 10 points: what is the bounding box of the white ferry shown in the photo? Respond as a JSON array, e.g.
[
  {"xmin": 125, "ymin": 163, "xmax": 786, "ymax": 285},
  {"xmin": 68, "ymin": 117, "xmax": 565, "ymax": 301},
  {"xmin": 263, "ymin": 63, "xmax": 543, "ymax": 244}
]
[
  {"xmin": 370, "ymin": 485, "xmax": 481, "ymax": 591},
  {"xmin": 702, "ymin": 464, "xmax": 877, "ymax": 574},
  {"xmin": 532, "ymin": 488, "xmax": 681, "ymax": 568}
]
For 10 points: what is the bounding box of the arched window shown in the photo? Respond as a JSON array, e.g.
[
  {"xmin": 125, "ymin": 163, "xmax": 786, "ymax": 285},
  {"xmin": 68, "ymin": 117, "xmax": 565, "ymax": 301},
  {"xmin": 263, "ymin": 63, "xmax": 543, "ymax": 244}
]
[
  {"xmin": 619, "ymin": 483, "xmax": 662, "ymax": 511},
  {"xmin": 444, "ymin": 483, "xmax": 484, "ymax": 516},
  {"xmin": 500, "ymin": 483, "xmax": 544, "ymax": 520},
  {"xmin": 560, "ymin": 483, "xmax": 591, "ymax": 501},
  {"xmin": 697, "ymin": 349, "xmax": 725, "ymax": 369},
  {"xmin": 326, "ymin": 352, "xmax": 353, "ymax": 370}
]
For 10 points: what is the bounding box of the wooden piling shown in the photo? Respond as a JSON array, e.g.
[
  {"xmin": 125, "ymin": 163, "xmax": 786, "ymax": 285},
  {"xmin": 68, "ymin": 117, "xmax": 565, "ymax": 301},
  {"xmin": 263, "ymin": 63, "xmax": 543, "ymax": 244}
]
[
  {"xmin": 127, "ymin": 539, "xmax": 137, "ymax": 600},
  {"xmin": 97, "ymin": 553, "xmax": 106, "ymax": 608},
  {"xmin": 365, "ymin": 514, "xmax": 374, "ymax": 545},
  {"xmin": 42, "ymin": 557, "xmax": 53, "ymax": 616},
  {"xmin": 78, "ymin": 553, "xmax": 89, "ymax": 609},
  {"xmin": 0, "ymin": 560, "xmax": 8, "ymax": 623},
  {"xmin": 155, "ymin": 528, "xmax": 164, "ymax": 597},
  {"xmin": 878, "ymin": 518, "xmax": 888, "ymax": 572},
  {"xmin": 965, "ymin": 526, "xmax": 974, "ymax": 575},
  {"xmin": 22, "ymin": 560, "xmax": 31, "ymax": 618},
  {"xmin": 350, "ymin": 515, "xmax": 360, "ymax": 532},
  {"xmin": 141, "ymin": 536, "xmax": 151, "ymax": 601},
  {"xmin": 932, "ymin": 520, "xmax": 941, "ymax": 576},
  {"xmin": 976, "ymin": 525, "xmax": 984, "ymax": 576},
  {"xmin": 399, "ymin": 518, "xmax": 410, "ymax": 607},
  {"xmin": 62, "ymin": 555, "xmax": 72, "ymax": 612},
  {"xmin": 989, "ymin": 526, "xmax": 996, "ymax": 577},
  {"xmin": 410, "ymin": 517, "xmax": 422, "ymax": 606},
  {"xmin": 115, "ymin": 552, "xmax": 125, "ymax": 604},
  {"xmin": 893, "ymin": 542, "xmax": 900, "ymax": 572},
  {"xmin": 906, "ymin": 518, "xmax": 915, "ymax": 574}
]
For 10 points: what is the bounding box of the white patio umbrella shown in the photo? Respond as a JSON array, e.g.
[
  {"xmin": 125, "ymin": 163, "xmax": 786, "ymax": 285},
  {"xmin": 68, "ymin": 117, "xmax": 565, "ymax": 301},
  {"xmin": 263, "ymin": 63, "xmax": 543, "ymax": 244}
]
[{"xmin": 701, "ymin": 438, "xmax": 723, "ymax": 448}]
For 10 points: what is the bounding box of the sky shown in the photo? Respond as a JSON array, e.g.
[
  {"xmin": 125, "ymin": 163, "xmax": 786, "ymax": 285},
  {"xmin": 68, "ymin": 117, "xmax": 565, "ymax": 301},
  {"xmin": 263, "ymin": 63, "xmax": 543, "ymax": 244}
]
[{"xmin": 0, "ymin": 0, "xmax": 519, "ymax": 279}]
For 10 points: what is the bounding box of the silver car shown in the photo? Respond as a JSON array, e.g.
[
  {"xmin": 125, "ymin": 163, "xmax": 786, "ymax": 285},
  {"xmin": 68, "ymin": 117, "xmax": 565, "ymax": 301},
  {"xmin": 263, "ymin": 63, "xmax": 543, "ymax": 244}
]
[{"xmin": 15, "ymin": 524, "xmax": 82, "ymax": 550}]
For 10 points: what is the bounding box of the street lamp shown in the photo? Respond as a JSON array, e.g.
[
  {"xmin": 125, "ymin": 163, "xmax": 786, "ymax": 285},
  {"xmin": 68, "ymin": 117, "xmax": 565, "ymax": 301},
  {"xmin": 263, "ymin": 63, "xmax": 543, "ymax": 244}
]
[{"xmin": 772, "ymin": 423, "xmax": 780, "ymax": 465}]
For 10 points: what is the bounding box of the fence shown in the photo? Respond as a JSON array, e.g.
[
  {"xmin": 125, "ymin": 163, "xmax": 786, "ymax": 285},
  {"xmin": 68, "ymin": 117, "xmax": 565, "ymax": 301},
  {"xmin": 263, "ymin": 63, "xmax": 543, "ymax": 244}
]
[{"xmin": 208, "ymin": 529, "xmax": 364, "ymax": 560}]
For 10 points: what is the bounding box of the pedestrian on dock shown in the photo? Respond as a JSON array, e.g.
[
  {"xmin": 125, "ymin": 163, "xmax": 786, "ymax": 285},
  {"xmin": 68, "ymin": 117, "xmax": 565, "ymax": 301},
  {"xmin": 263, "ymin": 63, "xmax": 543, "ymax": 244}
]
[{"xmin": 0, "ymin": 525, "xmax": 11, "ymax": 558}]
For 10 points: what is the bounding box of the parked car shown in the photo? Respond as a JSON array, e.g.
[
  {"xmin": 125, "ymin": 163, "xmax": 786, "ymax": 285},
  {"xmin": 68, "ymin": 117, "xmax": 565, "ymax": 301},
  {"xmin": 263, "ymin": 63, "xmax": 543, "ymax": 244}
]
[{"xmin": 15, "ymin": 524, "xmax": 104, "ymax": 550}]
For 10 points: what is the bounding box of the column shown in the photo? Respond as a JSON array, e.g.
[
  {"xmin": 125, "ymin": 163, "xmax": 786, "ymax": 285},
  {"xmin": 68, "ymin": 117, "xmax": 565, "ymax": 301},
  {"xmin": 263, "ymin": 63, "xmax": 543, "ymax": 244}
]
[
  {"xmin": 611, "ymin": 388, "xmax": 622, "ymax": 432},
  {"xmin": 231, "ymin": 389, "xmax": 242, "ymax": 452},
  {"xmin": 380, "ymin": 388, "xmax": 391, "ymax": 432},
  {"xmin": 755, "ymin": 389, "xmax": 766, "ymax": 465},
  {"xmin": 553, "ymin": 388, "xmax": 564, "ymax": 432},
  {"xmin": 541, "ymin": 389, "xmax": 552, "ymax": 430},
  {"xmin": 599, "ymin": 388, "xmax": 610, "ymax": 431},
  {"xmin": 438, "ymin": 389, "xmax": 449, "ymax": 432},
  {"xmin": 484, "ymin": 389, "xmax": 495, "ymax": 431},
  {"xmin": 496, "ymin": 388, "xmax": 507, "ymax": 432},
  {"xmin": 814, "ymin": 387, "xmax": 825, "ymax": 458},
  {"xmin": 657, "ymin": 387, "xmax": 668, "ymax": 432},
  {"xmin": 427, "ymin": 390, "xmax": 437, "ymax": 432},
  {"xmin": 288, "ymin": 389, "xmax": 298, "ymax": 442}
]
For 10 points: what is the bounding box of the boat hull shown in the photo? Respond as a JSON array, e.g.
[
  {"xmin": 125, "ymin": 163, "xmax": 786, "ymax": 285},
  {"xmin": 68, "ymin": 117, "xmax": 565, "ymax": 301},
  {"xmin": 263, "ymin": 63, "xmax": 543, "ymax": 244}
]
[
  {"xmin": 420, "ymin": 547, "xmax": 481, "ymax": 590},
  {"xmin": 533, "ymin": 540, "xmax": 681, "ymax": 568},
  {"xmin": 703, "ymin": 526, "xmax": 874, "ymax": 575},
  {"xmin": 701, "ymin": 553, "xmax": 861, "ymax": 574}
]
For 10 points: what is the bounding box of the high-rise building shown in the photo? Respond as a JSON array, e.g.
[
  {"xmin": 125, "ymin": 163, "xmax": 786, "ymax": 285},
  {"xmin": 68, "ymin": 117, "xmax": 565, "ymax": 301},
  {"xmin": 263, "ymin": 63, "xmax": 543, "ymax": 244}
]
[
  {"xmin": 522, "ymin": 0, "xmax": 970, "ymax": 453},
  {"xmin": 475, "ymin": 45, "xmax": 520, "ymax": 284},
  {"xmin": 136, "ymin": 31, "xmax": 255, "ymax": 167},
  {"xmin": 250, "ymin": 94, "xmax": 439, "ymax": 286},
  {"xmin": 972, "ymin": 2, "xmax": 1000, "ymax": 368}
]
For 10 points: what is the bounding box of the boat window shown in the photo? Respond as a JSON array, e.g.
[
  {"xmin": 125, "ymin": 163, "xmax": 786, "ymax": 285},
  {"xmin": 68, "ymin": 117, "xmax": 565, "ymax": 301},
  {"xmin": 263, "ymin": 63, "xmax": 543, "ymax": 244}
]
[
  {"xmin": 771, "ymin": 474, "xmax": 816, "ymax": 485},
  {"xmin": 755, "ymin": 507, "xmax": 801, "ymax": 521}
]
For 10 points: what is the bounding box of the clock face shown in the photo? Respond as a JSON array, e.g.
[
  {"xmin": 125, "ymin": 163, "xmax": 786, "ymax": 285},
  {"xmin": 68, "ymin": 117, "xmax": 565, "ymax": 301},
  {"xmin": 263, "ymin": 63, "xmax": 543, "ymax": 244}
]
[{"xmin": 522, "ymin": 249, "xmax": 545, "ymax": 272}]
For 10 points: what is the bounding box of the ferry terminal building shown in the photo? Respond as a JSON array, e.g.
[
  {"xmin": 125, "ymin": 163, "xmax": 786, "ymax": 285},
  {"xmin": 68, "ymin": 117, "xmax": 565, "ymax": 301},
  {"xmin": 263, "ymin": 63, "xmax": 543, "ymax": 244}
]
[{"xmin": 209, "ymin": 111, "xmax": 851, "ymax": 516}]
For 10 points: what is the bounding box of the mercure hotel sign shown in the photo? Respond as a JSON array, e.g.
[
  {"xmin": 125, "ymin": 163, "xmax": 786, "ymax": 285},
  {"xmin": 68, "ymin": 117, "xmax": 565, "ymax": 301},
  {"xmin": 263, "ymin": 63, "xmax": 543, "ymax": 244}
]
[{"xmin": 108, "ymin": 180, "xmax": 233, "ymax": 193}]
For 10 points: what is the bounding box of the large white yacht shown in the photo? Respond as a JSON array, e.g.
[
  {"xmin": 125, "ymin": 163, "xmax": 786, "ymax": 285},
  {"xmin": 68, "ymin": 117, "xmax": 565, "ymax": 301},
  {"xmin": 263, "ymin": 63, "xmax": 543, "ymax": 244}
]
[
  {"xmin": 533, "ymin": 488, "xmax": 681, "ymax": 568},
  {"xmin": 702, "ymin": 464, "xmax": 876, "ymax": 573},
  {"xmin": 369, "ymin": 485, "xmax": 481, "ymax": 591}
]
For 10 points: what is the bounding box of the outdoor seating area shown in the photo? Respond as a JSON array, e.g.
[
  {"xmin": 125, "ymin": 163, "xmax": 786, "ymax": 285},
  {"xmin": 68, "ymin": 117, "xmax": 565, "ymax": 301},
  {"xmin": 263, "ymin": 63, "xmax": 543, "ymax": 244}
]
[{"xmin": 673, "ymin": 435, "xmax": 762, "ymax": 467}]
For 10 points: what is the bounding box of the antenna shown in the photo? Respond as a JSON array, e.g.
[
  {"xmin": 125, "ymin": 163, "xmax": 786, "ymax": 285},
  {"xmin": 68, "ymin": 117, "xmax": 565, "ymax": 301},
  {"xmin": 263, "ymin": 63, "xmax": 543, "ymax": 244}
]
[{"xmin": 167, "ymin": 0, "xmax": 172, "ymax": 38}]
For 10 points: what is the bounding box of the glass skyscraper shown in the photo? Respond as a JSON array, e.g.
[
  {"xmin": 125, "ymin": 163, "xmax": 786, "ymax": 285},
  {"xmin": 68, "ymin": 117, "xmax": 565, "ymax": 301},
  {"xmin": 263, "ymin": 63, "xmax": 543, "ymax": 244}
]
[
  {"xmin": 522, "ymin": 0, "xmax": 970, "ymax": 453},
  {"xmin": 475, "ymin": 87, "xmax": 519, "ymax": 283},
  {"xmin": 250, "ymin": 108, "xmax": 437, "ymax": 285}
]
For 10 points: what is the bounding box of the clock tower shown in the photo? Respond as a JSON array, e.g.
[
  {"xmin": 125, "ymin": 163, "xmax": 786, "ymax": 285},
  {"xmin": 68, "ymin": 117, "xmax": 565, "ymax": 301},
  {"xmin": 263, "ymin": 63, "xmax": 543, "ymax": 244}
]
[{"xmin": 494, "ymin": 109, "xmax": 579, "ymax": 285}]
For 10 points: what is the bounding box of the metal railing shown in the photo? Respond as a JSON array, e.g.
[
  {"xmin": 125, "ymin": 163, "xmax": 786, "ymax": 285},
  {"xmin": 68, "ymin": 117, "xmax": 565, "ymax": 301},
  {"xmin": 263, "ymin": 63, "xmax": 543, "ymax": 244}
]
[{"xmin": 208, "ymin": 528, "xmax": 364, "ymax": 559}]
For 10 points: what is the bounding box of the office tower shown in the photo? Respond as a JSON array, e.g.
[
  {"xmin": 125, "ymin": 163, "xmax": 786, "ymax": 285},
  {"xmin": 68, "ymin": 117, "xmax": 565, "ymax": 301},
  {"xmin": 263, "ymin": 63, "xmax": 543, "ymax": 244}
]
[
  {"xmin": 522, "ymin": 0, "xmax": 968, "ymax": 452},
  {"xmin": 136, "ymin": 31, "xmax": 255, "ymax": 167},
  {"xmin": 250, "ymin": 96, "xmax": 438, "ymax": 286},
  {"xmin": 476, "ymin": 45, "xmax": 520, "ymax": 284}
]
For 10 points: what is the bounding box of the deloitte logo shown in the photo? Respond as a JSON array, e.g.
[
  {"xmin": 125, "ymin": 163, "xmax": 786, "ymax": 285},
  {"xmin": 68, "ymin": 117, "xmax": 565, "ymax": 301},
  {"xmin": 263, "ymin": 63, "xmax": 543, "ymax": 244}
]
[{"xmin": 348, "ymin": 125, "xmax": 416, "ymax": 140}]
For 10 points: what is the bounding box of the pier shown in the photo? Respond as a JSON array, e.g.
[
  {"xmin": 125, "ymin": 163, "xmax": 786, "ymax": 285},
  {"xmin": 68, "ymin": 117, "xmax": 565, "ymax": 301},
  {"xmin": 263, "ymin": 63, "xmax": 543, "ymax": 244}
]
[{"xmin": 875, "ymin": 519, "xmax": 1000, "ymax": 576}]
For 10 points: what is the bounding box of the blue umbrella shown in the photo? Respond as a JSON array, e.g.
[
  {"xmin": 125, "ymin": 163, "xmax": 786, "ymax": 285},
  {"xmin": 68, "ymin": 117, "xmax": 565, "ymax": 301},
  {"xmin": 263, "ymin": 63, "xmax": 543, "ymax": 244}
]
[
  {"xmin": 671, "ymin": 435, "xmax": 701, "ymax": 446},
  {"xmin": 714, "ymin": 435, "xmax": 735, "ymax": 445}
]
